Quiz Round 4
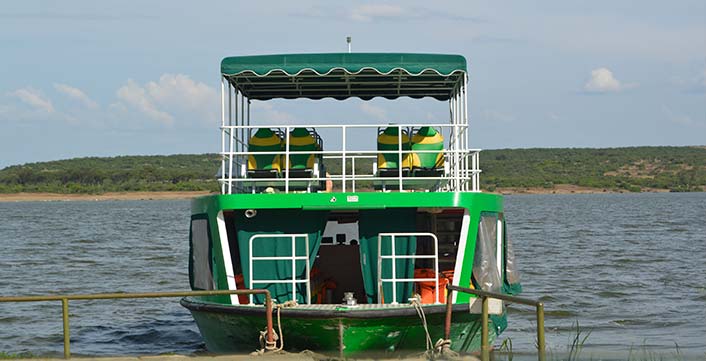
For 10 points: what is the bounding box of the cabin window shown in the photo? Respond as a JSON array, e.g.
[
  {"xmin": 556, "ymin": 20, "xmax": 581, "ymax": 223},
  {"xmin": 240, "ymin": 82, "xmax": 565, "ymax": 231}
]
[
  {"xmin": 190, "ymin": 217, "xmax": 214, "ymax": 290},
  {"xmin": 473, "ymin": 212, "xmax": 501, "ymax": 292},
  {"xmin": 505, "ymin": 230, "xmax": 521, "ymax": 285}
]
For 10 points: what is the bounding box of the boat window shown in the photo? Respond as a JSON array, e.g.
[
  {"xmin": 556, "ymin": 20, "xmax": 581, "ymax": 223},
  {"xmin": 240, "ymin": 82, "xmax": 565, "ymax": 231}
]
[
  {"xmin": 472, "ymin": 212, "xmax": 501, "ymax": 292},
  {"xmin": 505, "ymin": 229, "xmax": 521, "ymax": 285},
  {"xmin": 190, "ymin": 217, "xmax": 214, "ymax": 290}
]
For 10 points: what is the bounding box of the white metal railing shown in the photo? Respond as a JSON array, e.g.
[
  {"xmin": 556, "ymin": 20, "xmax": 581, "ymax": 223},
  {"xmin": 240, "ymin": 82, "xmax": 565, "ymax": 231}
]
[
  {"xmin": 221, "ymin": 72, "xmax": 474, "ymax": 194},
  {"xmin": 218, "ymin": 123, "xmax": 481, "ymax": 194},
  {"xmin": 377, "ymin": 232, "xmax": 440, "ymax": 305},
  {"xmin": 248, "ymin": 233, "xmax": 311, "ymax": 305}
]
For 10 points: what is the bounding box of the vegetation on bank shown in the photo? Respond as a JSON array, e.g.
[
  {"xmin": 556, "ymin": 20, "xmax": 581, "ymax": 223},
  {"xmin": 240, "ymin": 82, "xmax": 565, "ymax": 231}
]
[
  {"xmin": 0, "ymin": 154, "xmax": 221, "ymax": 194},
  {"xmin": 0, "ymin": 147, "xmax": 704, "ymax": 194},
  {"xmin": 481, "ymin": 146, "xmax": 706, "ymax": 193}
]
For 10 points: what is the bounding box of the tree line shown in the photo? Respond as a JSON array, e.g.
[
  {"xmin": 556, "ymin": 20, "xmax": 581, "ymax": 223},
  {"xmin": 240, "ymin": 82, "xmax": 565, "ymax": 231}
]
[{"xmin": 0, "ymin": 147, "xmax": 704, "ymax": 194}]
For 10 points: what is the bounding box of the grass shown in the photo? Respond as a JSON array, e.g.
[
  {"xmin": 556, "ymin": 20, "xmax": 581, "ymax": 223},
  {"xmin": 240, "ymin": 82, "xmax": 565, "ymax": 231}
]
[
  {"xmin": 565, "ymin": 321, "xmax": 591, "ymax": 361},
  {"xmin": 495, "ymin": 321, "xmax": 698, "ymax": 361},
  {"xmin": 0, "ymin": 352, "xmax": 34, "ymax": 359},
  {"xmin": 627, "ymin": 341, "xmax": 686, "ymax": 361}
]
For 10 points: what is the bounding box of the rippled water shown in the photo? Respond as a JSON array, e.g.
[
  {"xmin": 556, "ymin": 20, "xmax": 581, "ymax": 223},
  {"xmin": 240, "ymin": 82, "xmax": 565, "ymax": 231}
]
[
  {"xmin": 0, "ymin": 193, "xmax": 704, "ymax": 359},
  {"xmin": 501, "ymin": 192, "xmax": 706, "ymax": 360}
]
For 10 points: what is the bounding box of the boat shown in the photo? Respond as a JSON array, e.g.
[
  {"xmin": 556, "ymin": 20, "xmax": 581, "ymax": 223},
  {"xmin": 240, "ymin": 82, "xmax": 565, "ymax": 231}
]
[{"xmin": 180, "ymin": 53, "xmax": 522, "ymax": 357}]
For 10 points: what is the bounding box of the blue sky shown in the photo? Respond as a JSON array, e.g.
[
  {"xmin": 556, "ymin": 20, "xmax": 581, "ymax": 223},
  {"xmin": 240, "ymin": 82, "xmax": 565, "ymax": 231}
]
[{"xmin": 1, "ymin": 1, "xmax": 704, "ymax": 168}]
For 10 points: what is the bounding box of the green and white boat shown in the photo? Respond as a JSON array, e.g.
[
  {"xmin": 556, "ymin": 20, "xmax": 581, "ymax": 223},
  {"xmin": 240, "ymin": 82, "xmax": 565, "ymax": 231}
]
[{"xmin": 181, "ymin": 53, "xmax": 522, "ymax": 357}]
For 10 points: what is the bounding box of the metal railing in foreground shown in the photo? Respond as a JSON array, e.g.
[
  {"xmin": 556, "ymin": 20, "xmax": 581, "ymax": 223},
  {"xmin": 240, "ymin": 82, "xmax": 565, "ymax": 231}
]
[
  {"xmin": 0, "ymin": 289, "xmax": 274, "ymax": 359},
  {"xmin": 444, "ymin": 284, "xmax": 546, "ymax": 361}
]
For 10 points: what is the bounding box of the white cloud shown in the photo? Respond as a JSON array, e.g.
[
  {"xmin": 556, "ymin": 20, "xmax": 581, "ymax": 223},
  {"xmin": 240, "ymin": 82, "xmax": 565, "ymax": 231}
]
[
  {"xmin": 662, "ymin": 105, "xmax": 704, "ymax": 128},
  {"xmin": 10, "ymin": 87, "xmax": 54, "ymax": 113},
  {"xmin": 114, "ymin": 74, "xmax": 218, "ymax": 126},
  {"xmin": 54, "ymin": 83, "xmax": 98, "ymax": 108},
  {"xmin": 583, "ymin": 67, "xmax": 637, "ymax": 93},
  {"xmin": 690, "ymin": 67, "xmax": 706, "ymax": 92},
  {"xmin": 144, "ymin": 73, "xmax": 218, "ymax": 114},
  {"xmin": 250, "ymin": 101, "xmax": 295, "ymax": 124},
  {"xmin": 360, "ymin": 102, "xmax": 387, "ymax": 120},
  {"xmin": 116, "ymin": 79, "xmax": 174, "ymax": 125},
  {"xmin": 350, "ymin": 4, "xmax": 406, "ymax": 22},
  {"xmin": 481, "ymin": 109, "xmax": 515, "ymax": 123}
]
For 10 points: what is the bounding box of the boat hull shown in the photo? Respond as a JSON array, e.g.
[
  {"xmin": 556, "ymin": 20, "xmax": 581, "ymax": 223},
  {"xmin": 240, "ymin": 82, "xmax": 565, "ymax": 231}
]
[{"xmin": 181, "ymin": 297, "xmax": 500, "ymax": 357}]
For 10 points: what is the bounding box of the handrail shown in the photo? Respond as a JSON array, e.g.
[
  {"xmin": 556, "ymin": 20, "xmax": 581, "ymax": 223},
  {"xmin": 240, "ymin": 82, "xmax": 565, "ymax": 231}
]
[
  {"xmin": 377, "ymin": 232, "xmax": 440, "ymax": 304},
  {"xmin": 0, "ymin": 289, "xmax": 274, "ymax": 359},
  {"xmin": 220, "ymin": 122, "xmax": 480, "ymax": 194},
  {"xmin": 249, "ymin": 233, "xmax": 311, "ymax": 305},
  {"xmin": 444, "ymin": 284, "xmax": 545, "ymax": 361}
]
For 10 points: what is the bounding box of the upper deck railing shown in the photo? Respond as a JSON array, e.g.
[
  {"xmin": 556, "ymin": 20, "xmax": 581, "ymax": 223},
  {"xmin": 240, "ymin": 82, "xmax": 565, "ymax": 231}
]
[{"xmin": 218, "ymin": 123, "xmax": 481, "ymax": 194}]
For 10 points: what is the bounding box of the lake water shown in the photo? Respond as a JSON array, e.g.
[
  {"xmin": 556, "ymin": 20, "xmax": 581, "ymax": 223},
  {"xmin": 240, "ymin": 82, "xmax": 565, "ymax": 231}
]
[{"xmin": 0, "ymin": 193, "xmax": 704, "ymax": 359}]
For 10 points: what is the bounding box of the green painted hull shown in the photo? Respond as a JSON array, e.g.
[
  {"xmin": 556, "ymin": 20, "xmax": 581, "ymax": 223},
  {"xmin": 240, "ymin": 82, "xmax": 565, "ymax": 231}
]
[
  {"xmin": 186, "ymin": 191, "xmax": 515, "ymax": 355},
  {"xmin": 182, "ymin": 298, "xmax": 499, "ymax": 357}
]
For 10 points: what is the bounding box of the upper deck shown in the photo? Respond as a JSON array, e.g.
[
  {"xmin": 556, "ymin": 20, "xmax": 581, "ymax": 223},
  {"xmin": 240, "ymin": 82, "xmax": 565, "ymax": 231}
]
[{"xmin": 217, "ymin": 53, "xmax": 480, "ymax": 194}]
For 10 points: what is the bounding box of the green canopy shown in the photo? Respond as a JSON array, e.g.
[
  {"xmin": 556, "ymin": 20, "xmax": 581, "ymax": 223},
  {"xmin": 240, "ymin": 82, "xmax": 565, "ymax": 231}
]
[{"xmin": 221, "ymin": 53, "xmax": 467, "ymax": 101}]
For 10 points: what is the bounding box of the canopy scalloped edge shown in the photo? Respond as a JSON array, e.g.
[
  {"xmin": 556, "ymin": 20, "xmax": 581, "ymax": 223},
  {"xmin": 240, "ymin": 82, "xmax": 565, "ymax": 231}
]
[{"xmin": 223, "ymin": 66, "xmax": 466, "ymax": 78}]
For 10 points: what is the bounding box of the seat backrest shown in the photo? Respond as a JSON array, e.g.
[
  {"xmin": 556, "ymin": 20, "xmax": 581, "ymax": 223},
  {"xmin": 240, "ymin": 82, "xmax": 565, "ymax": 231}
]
[
  {"xmin": 411, "ymin": 126, "xmax": 444, "ymax": 170},
  {"xmin": 247, "ymin": 128, "xmax": 282, "ymax": 171},
  {"xmin": 377, "ymin": 127, "xmax": 411, "ymax": 170},
  {"xmin": 284, "ymin": 128, "xmax": 317, "ymax": 170}
]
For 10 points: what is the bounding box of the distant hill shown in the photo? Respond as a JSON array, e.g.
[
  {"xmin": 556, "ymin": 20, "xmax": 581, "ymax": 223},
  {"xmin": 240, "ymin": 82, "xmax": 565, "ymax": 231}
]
[
  {"xmin": 0, "ymin": 154, "xmax": 221, "ymax": 194},
  {"xmin": 481, "ymin": 146, "xmax": 706, "ymax": 192},
  {"xmin": 0, "ymin": 147, "xmax": 704, "ymax": 194}
]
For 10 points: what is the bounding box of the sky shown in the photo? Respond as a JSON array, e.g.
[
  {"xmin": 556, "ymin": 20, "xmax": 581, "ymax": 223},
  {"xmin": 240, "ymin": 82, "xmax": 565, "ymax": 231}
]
[{"xmin": 1, "ymin": 1, "xmax": 704, "ymax": 168}]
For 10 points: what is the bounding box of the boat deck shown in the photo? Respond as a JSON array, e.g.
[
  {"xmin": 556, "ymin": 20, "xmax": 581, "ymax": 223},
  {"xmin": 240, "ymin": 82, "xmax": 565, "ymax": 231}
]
[
  {"xmin": 182, "ymin": 297, "xmax": 503, "ymax": 316},
  {"xmin": 10, "ymin": 353, "xmax": 480, "ymax": 361}
]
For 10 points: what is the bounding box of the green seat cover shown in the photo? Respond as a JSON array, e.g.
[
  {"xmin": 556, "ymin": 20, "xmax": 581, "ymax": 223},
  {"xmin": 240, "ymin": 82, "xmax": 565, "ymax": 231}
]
[
  {"xmin": 248, "ymin": 128, "xmax": 282, "ymax": 172},
  {"xmin": 411, "ymin": 126, "xmax": 444, "ymax": 170},
  {"xmin": 284, "ymin": 128, "xmax": 317, "ymax": 170},
  {"xmin": 377, "ymin": 127, "xmax": 411, "ymax": 170}
]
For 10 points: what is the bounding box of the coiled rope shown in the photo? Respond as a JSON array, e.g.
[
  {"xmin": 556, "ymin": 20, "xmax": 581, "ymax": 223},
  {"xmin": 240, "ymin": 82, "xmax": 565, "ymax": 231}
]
[
  {"xmin": 254, "ymin": 299, "xmax": 298, "ymax": 354},
  {"xmin": 411, "ymin": 297, "xmax": 458, "ymax": 359}
]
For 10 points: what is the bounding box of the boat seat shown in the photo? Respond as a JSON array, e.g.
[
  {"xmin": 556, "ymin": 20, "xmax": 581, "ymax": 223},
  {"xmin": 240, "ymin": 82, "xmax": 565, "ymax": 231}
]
[
  {"xmin": 283, "ymin": 128, "xmax": 320, "ymax": 178},
  {"xmin": 246, "ymin": 128, "xmax": 282, "ymax": 178},
  {"xmin": 376, "ymin": 126, "xmax": 411, "ymax": 177},
  {"xmin": 281, "ymin": 127, "xmax": 322, "ymax": 192},
  {"xmin": 410, "ymin": 126, "xmax": 445, "ymax": 177}
]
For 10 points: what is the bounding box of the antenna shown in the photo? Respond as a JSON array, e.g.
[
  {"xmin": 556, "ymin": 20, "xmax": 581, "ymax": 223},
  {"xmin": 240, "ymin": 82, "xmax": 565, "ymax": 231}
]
[{"xmin": 346, "ymin": 36, "xmax": 351, "ymax": 53}]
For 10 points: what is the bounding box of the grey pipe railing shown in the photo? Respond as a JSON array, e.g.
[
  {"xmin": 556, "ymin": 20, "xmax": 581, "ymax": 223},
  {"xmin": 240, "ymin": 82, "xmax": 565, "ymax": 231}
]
[
  {"xmin": 0, "ymin": 289, "xmax": 273, "ymax": 359},
  {"xmin": 444, "ymin": 284, "xmax": 545, "ymax": 361}
]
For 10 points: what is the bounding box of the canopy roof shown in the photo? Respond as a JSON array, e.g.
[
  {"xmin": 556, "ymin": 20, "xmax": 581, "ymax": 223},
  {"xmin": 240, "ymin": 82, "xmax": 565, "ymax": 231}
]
[{"xmin": 221, "ymin": 53, "xmax": 467, "ymax": 101}]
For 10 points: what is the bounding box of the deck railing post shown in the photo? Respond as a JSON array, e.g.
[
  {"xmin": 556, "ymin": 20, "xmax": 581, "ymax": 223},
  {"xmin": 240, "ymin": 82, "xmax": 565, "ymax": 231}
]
[
  {"xmin": 61, "ymin": 298, "xmax": 70, "ymax": 359},
  {"xmin": 481, "ymin": 296, "xmax": 490, "ymax": 361},
  {"xmin": 265, "ymin": 292, "xmax": 274, "ymax": 345},
  {"xmin": 444, "ymin": 288, "xmax": 453, "ymax": 340},
  {"xmin": 537, "ymin": 302, "xmax": 546, "ymax": 361},
  {"xmin": 446, "ymin": 284, "xmax": 546, "ymax": 361}
]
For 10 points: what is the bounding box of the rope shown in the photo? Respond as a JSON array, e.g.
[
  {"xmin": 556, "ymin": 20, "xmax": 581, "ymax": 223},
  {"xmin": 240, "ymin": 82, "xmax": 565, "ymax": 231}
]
[
  {"xmin": 433, "ymin": 338, "xmax": 458, "ymax": 358},
  {"xmin": 255, "ymin": 299, "xmax": 298, "ymax": 354},
  {"xmin": 411, "ymin": 297, "xmax": 434, "ymax": 351},
  {"xmin": 410, "ymin": 296, "xmax": 458, "ymax": 360}
]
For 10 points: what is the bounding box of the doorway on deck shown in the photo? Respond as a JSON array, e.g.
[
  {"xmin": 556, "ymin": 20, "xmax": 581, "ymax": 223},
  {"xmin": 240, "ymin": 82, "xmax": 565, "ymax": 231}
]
[{"xmin": 313, "ymin": 212, "xmax": 367, "ymax": 304}]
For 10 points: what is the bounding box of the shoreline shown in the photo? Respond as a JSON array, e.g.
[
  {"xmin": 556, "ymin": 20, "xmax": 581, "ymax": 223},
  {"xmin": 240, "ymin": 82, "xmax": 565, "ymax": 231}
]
[
  {"xmin": 0, "ymin": 185, "xmax": 681, "ymax": 202},
  {"xmin": 0, "ymin": 191, "xmax": 213, "ymax": 202},
  {"xmin": 491, "ymin": 184, "xmax": 672, "ymax": 195}
]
